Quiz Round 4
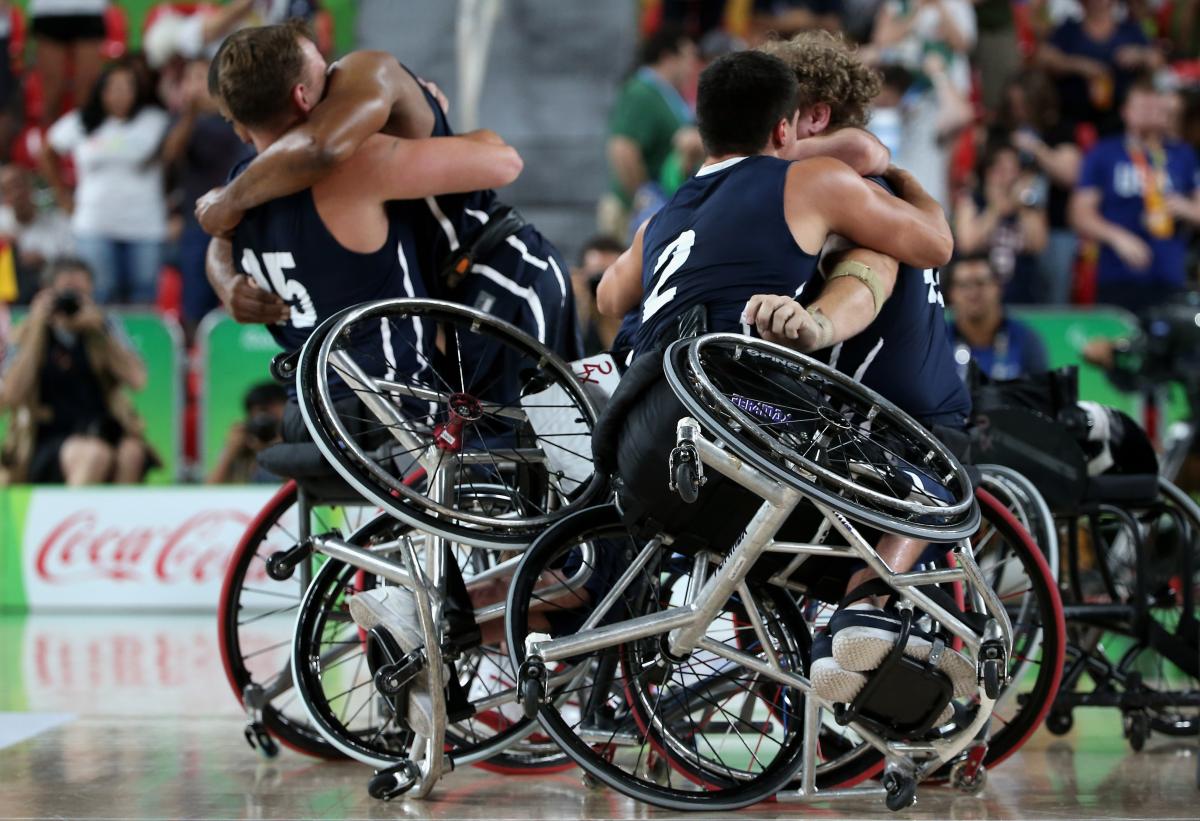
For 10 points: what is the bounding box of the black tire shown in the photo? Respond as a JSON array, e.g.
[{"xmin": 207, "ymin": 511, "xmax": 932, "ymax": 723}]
[
  {"xmin": 1046, "ymin": 711, "xmax": 1073, "ymax": 735},
  {"xmin": 291, "ymin": 513, "xmax": 567, "ymax": 772},
  {"xmin": 506, "ymin": 505, "xmax": 809, "ymax": 811},
  {"xmin": 218, "ymin": 480, "xmax": 378, "ymax": 759}
]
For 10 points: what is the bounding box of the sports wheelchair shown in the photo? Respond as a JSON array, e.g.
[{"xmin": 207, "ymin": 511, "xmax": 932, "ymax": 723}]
[
  {"xmin": 506, "ymin": 334, "xmax": 1063, "ymax": 811},
  {"xmin": 219, "ymin": 298, "xmax": 615, "ymax": 797},
  {"xmin": 971, "ymin": 367, "xmax": 1199, "ymax": 750}
]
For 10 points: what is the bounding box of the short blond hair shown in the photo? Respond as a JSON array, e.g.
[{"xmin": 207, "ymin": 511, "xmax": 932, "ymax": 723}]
[{"xmin": 759, "ymin": 31, "xmax": 881, "ymax": 130}]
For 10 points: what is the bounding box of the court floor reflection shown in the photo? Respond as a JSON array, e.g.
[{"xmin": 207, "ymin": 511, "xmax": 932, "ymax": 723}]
[{"xmin": 0, "ymin": 615, "xmax": 1196, "ymax": 820}]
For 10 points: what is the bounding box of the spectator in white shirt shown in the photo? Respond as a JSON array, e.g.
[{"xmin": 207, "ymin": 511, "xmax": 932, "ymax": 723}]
[
  {"xmin": 0, "ymin": 165, "xmax": 74, "ymax": 303},
  {"xmin": 29, "ymin": 0, "xmax": 109, "ymax": 128},
  {"xmin": 41, "ymin": 60, "xmax": 170, "ymax": 305}
]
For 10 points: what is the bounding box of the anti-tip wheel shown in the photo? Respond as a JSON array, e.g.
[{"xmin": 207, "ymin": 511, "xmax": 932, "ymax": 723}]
[
  {"xmin": 884, "ymin": 772, "xmax": 918, "ymax": 812},
  {"xmin": 367, "ymin": 760, "xmax": 420, "ymax": 801}
]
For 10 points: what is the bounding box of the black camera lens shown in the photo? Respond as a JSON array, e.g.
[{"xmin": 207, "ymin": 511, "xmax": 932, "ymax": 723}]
[
  {"xmin": 246, "ymin": 413, "xmax": 281, "ymax": 444},
  {"xmin": 53, "ymin": 290, "xmax": 81, "ymax": 317}
]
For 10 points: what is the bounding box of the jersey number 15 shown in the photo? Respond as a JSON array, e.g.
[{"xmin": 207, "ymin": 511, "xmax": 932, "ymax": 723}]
[{"xmin": 241, "ymin": 249, "xmax": 318, "ymax": 329}]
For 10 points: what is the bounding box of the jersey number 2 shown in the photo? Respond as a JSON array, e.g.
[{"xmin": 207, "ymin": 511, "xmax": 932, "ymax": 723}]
[
  {"xmin": 924, "ymin": 268, "xmax": 944, "ymax": 307},
  {"xmin": 241, "ymin": 249, "xmax": 318, "ymax": 329},
  {"xmin": 642, "ymin": 229, "xmax": 696, "ymax": 322}
]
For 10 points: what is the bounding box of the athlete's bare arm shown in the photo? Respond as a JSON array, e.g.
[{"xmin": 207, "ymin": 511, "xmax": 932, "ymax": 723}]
[
  {"xmin": 205, "ymin": 237, "xmax": 289, "ymax": 324},
  {"xmin": 785, "ymin": 128, "xmax": 890, "ymax": 177},
  {"xmin": 595, "ymin": 223, "xmax": 647, "ymax": 318},
  {"xmin": 198, "ymin": 51, "xmax": 435, "ymax": 235},
  {"xmin": 786, "ymin": 158, "xmax": 953, "ymax": 268}
]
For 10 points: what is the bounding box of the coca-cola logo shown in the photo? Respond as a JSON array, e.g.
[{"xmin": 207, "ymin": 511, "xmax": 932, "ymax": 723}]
[{"xmin": 36, "ymin": 508, "xmax": 253, "ymax": 585}]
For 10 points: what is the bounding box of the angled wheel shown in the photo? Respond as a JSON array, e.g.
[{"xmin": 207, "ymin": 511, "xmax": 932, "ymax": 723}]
[
  {"xmin": 506, "ymin": 505, "xmax": 809, "ymax": 811},
  {"xmin": 217, "ymin": 480, "xmax": 378, "ymax": 758},
  {"xmin": 296, "ymin": 298, "xmax": 606, "ymax": 550},
  {"xmin": 664, "ymin": 335, "xmax": 978, "ymax": 542}
]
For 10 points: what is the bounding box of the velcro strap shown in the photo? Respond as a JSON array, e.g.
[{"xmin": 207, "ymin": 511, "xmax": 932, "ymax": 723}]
[{"xmin": 827, "ymin": 259, "xmax": 887, "ymax": 317}]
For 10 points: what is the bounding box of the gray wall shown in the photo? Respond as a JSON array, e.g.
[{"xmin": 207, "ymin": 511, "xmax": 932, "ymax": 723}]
[{"xmin": 358, "ymin": 0, "xmax": 639, "ymax": 262}]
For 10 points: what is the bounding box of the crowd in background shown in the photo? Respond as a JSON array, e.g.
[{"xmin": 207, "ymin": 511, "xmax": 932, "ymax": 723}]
[
  {"xmin": 589, "ymin": 0, "xmax": 1200, "ymax": 361},
  {"xmin": 1, "ymin": 0, "xmax": 1198, "ymax": 487}
]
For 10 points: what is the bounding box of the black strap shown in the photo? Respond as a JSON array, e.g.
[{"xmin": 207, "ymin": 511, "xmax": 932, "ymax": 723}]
[{"xmin": 440, "ymin": 204, "xmax": 527, "ymax": 288}]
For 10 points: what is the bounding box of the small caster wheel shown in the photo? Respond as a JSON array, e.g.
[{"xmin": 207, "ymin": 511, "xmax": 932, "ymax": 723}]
[
  {"xmin": 243, "ymin": 723, "xmax": 279, "ymax": 759},
  {"xmin": 1046, "ymin": 710, "xmax": 1073, "ymax": 735},
  {"xmin": 521, "ymin": 676, "xmax": 544, "ymax": 720},
  {"xmin": 367, "ymin": 760, "xmax": 419, "ymax": 801},
  {"xmin": 1125, "ymin": 712, "xmax": 1149, "ymax": 752},
  {"xmin": 982, "ymin": 659, "xmax": 1002, "ymax": 700},
  {"xmin": 949, "ymin": 759, "xmax": 987, "ymax": 794},
  {"xmin": 674, "ymin": 459, "xmax": 700, "ymax": 503},
  {"xmin": 883, "ymin": 771, "xmax": 917, "ymax": 812}
]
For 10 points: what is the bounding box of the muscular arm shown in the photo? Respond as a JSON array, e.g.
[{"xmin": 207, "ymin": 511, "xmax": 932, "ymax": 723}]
[
  {"xmin": 216, "ymin": 51, "xmax": 433, "ymax": 215},
  {"xmin": 596, "ymin": 223, "xmax": 647, "ymax": 317},
  {"xmin": 358, "ymin": 132, "xmax": 523, "ymax": 200},
  {"xmin": 206, "ymin": 237, "xmax": 289, "ymax": 324},
  {"xmin": 787, "ymin": 159, "xmax": 954, "ymax": 268},
  {"xmin": 786, "ymin": 128, "xmax": 890, "ymax": 177}
]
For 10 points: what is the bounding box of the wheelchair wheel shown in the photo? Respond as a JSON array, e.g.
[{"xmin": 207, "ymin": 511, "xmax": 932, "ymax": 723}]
[
  {"xmin": 664, "ymin": 334, "xmax": 978, "ymax": 542},
  {"xmin": 291, "ymin": 511, "xmax": 570, "ymax": 771},
  {"xmin": 506, "ymin": 505, "xmax": 809, "ymax": 811},
  {"xmin": 788, "ymin": 487, "xmax": 1065, "ymax": 788},
  {"xmin": 979, "ymin": 464, "xmax": 1060, "ymax": 583},
  {"xmin": 217, "ymin": 480, "xmax": 377, "ymax": 759},
  {"xmin": 297, "ymin": 299, "xmax": 606, "ymax": 550}
]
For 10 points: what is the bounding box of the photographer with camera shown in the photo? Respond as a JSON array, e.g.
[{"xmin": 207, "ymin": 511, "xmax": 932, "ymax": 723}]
[
  {"xmin": 0, "ymin": 258, "xmax": 153, "ymax": 485},
  {"xmin": 954, "ymin": 140, "xmax": 1050, "ymax": 304},
  {"xmin": 207, "ymin": 382, "xmax": 287, "ymax": 484}
]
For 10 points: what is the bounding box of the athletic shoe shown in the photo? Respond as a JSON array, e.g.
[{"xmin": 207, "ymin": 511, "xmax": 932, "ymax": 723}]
[
  {"xmin": 810, "ymin": 632, "xmax": 868, "ymax": 704},
  {"xmin": 829, "ymin": 603, "xmax": 976, "ymax": 699}
]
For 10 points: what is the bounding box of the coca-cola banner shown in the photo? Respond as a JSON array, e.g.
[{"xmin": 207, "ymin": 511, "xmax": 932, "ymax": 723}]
[{"xmin": 7, "ymin": 486, "xmax": 277, "ymax": 610}]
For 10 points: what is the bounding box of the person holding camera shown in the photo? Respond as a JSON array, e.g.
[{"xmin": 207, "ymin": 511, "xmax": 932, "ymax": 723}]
[
  {"xmin": 206, "ymin": 382, "xmax": 286, "ymax": 484},
  {"xmin": 0, "ymin": 257, "xmax": 153, "ymax": 485},
  {"xmin": 954, "ymin": 140, "xmax": 1049, "ymax": 304}
]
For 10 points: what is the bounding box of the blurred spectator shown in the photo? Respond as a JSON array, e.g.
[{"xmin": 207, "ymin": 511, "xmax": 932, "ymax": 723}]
[
  {"xmin": 0, "ymin": 257, "xmax": 153, "ymax": 485},
  {"xmin": 955, "ymin": 141, "xmax": 1050, "ymax": 303},
  {"xmin": 159, "ymin": 59, "xmax": 247, "ymax": 336},
  {"xmin": 571, "ymin": 236, "xmax": 626, "ymax": 354},
  {"xmin": 947, "ymin": 252, "xmax": 1049, "ymax": 381},
  {"xmin": 0, "ymin": 3, "xmax": 21, "ymax": 163},
  {"xmin": 973, "ymin": 0, "xmax": 1020, "ymax": 113},
  {"xmin": 1038, "ymin": 0, "xmax": 1162, "ymax": 135},
  {"xmin": 1071, "ymin": 78, "xmax": 1200, "ymax": 312},
  {"xmin": 142, "ymin": 0, "xmax": 257, "ymax": 72},
  {"xmin": 42, "ymin": 59, "xmax": 170, "ymax": 305},
  {"xmin": 867, "ymin": 64, "xmax": 915, "ymax": 159},
  {"xmin": 29, "ymin": 0, "xmax": 109, "ymax": 129},
  {"xmin": 870, "ymin": 0, "xmax": 976, "ymax": 94},
  {"xmin": 208, "ymin": 381, "xmax": 286, "ymax": 484},
  {"xmin": 601, "ymin": 25, "xmax": 697, "ymax": 240},
  {"xmin": 749, "ymin": 1, "xmax": 844, "ymax": 40},
  {"xmin": 1000, "ymin": 70, "xmax": 1084, "ymax": 304},
  {"xmin": 0, "ymin": 165, "xmax": 75, "ymax": 304}
]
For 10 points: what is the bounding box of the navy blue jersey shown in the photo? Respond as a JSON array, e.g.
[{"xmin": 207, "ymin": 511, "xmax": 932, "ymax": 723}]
[
  {"xmin": 230, "ymin": 160, "xmax": 432, "ymax": 398},
  {"xmin": 397, "ymin": 67, "xmax": 581, "ymax": 361},
  {"xmin": 631, "ymin": 155, "xmax": 818, "ymax": 356},
  {"xmin": 808, "ymin": 178, "xmax": 970, "ymax": 429}
]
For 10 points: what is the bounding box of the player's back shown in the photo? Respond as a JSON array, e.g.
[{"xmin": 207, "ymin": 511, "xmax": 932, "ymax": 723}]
[
  {"xmin": 632, "ymin": 155, "xmax": 818, "ymax": 355},
  {"xmin": 232, "ymin": 167, "xmax": 430, "ymax": 396},
  {"xmin": 809, "ymin": 178, "xmax": 970, "ymax": 429}
]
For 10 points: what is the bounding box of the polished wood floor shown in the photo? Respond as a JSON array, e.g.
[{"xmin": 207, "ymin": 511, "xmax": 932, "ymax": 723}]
[{"xmin": 1, "ymin": 614, "xmax": 1196, "ymax": 820}]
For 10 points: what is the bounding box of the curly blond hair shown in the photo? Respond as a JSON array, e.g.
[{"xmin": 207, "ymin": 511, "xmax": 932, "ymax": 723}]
[{"xmin": 759, "ymin": 31, "xmax": 881, "ymax": 130}]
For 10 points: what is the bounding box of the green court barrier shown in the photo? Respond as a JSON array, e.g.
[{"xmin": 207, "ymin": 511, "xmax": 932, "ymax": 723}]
[
  {"xmin": 197, "ymin": 311, "xmax": 282, "ymax": 479},
  {"xmin": 0, "ymin": 310, "xmax": 182, "ymax": 483}
]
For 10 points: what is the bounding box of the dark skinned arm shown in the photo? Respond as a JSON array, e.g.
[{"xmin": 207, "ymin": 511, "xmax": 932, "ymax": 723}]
[{"xmin": 205, "ymin": 237, "xmax": 289, "ymax": 324}]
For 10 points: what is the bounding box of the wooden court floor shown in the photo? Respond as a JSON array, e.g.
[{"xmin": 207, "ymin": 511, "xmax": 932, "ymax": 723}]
[{"xmin": 1, "ymin": 614, "xmax": 1196, "ymax": 821}]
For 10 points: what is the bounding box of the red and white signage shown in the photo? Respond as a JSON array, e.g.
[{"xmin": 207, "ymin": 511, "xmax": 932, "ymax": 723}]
[{"xmin": 21, "ymin": 487, "xmax": 276, "ymax": 610}]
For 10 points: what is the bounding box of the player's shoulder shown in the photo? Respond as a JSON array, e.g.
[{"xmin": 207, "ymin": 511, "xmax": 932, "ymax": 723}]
[{"xmin": 785, "ymin": 156, "xmax": 861, "ymax": 193}]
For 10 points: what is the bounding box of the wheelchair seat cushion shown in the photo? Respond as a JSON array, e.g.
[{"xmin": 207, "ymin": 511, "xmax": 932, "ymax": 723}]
[
  {"xmin": 1082, "ymin": 474, "xmax": 1161, "ymax": 506},
  {"xmin": 591, "ymin": 351, "xmax": 666, "ymax": 478},
  {"xmin": 256, "ymin": 442, "xmax": 363, "ymax": 503}
]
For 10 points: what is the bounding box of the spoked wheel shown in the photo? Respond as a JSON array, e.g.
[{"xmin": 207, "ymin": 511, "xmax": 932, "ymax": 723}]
[
  {"xmin": 1112, "ymin": 478, "xmax": 1199, "ymax": 737},
  {"xmin": 979, "ymin": 464, "xmax": 1060, "ymax": 582},
  {"xmin": 787, "ymin": 487, "xmax": 1065, "ymax": 788},
  {"xmin": 291, "ymin": 511, "xmax": 569, "ymax": 771},
  {"xmin": 217, "ymin": 480, "xmax": 378, "ymax": 758},
  {"xmin": 296, "ymin": 298, "xmax": 607, "ymax": 550},
  {"xmin": 663, "ymin": 334, "xmax": 978, "ymax": 542},
  {"xmin": 506, "ymin": 505, "xmax": 809, "ymax": 811}
]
